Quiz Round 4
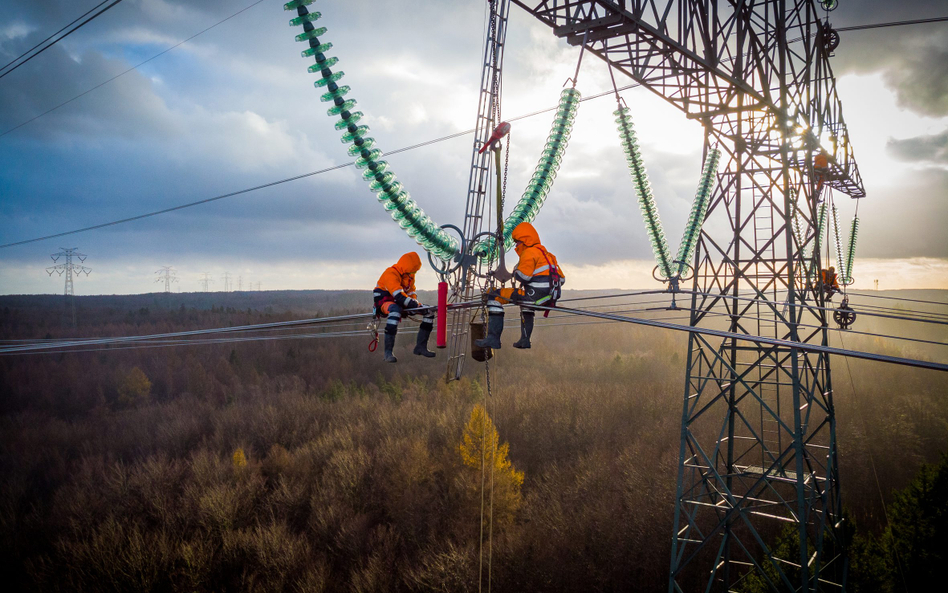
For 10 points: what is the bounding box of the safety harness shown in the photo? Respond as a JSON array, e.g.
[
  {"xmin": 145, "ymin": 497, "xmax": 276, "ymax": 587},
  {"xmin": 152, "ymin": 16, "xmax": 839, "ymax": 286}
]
[
  {"xmin": 532, "ymin": 247, "xmax": 562, "ymax": 317},
  {"xmin": 373, "ymin": 290, "xmax": 396, "ymax": 318}
]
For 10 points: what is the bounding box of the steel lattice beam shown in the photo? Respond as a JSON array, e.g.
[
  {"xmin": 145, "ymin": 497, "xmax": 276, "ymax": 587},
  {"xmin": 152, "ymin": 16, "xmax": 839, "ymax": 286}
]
[
  {"xmin": 445, "ymin": 0, "xmax": 512, "ymax": 381},
  {"xmin": 512, "ymin": 1, "xmax": 860, "ymax": 590}
]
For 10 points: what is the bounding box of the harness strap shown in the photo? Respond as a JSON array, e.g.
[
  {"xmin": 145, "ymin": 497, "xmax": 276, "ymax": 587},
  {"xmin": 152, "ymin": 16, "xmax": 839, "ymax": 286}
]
[
  {"xmin": 373, "ymin": 292, "xmax": 396, "ymax": 318},
  {"xmin": 536, "ymin": 248, "xmax": 561, "ymax": 317}
]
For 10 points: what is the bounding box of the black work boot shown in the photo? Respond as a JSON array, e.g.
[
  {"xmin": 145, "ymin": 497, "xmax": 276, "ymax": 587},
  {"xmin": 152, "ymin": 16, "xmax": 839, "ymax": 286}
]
[
  {"xmin": 474, "ymin": 313, "xmax": 504, "ymax": 349},
  {"xmin": 413, "ymin": 322, "xmax": 436, "ymax": 358},
  {"xmin": 512, "ymin": 311, "xmax": 534, "ymax": 349},
  {"xmin": 383, "ymin": 331, "xmax": 398, "ymax": 363}
]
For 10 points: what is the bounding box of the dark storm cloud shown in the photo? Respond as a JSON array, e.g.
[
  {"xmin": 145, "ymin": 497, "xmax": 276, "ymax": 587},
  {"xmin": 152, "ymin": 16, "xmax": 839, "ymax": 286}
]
[
  {"xmin": 879, "ymin": 36, "xmax": 948, "ymax": 118},
  {"xmin": 829, "ymin": 0, "xmax": 948, "ymax": 116},
  {"xmin": 887, "ymin": 129, "xmax": 948, "ymax": 164}
]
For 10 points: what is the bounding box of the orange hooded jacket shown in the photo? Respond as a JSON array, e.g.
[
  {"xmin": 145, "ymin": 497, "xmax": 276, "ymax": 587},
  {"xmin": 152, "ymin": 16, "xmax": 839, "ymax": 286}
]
[
  {"xmin": 376, "ymin": 252, "xmax": 422, "ymax": 307},
  {"xmin": 511, "ymin": 222, "xmax": 565, "ymax": 288}
]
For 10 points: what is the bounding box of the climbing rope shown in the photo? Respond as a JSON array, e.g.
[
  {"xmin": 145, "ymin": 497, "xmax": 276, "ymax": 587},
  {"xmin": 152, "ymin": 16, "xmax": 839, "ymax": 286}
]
[
  {"xmin": 473, "ymin": 295, "xmax": 498, "ymax": 593},
  {"xmin": 481, "ymin": 352, "xmax": 497, "ymax": 593}
]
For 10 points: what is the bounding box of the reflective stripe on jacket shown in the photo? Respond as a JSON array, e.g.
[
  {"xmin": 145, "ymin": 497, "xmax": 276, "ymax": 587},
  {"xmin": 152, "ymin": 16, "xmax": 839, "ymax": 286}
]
[{"xmin": 511, "ymin": 222, "xmax": 565, "ymax": 295}]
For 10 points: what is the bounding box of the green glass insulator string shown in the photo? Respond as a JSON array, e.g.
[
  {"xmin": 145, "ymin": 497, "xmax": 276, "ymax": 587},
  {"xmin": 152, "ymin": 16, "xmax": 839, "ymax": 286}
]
[
  {"xmin": 790, "ymin": 191, "xmax": 804, "ymax": 252},
  {"xmin": 843, "ymin": 215, "xmax": 859, "ymax": 285},
  {"xmin": 831, "ymin": 203, "xmax": 844, "ymax": 278},
  {"xmin": 674, "ymin": 147, "xmax": 720, "ymax": 277},
  {"xmin": 791, "ymin": 195, "xmax": 810, "ymax": 278},
  {"xmin": 615, "ymin": 108, "xmax": 721, "ymax": 279},
  {"xmin": 803, "ymin": 200, "xmax": 828, "ymax": 284},
  {"xmin": 615, "ymin": 107, "xmax": 674, "ymax": 278},
  {"xmin": 815, "ymin": 201, "xmax": 828, "ymax": 258},
  {"xmin": 285, "ymin": 0, "xmax": 459, "ymax": 261},
  {"xmin": 476, "ymin": 88, "xmax": 582, "ymax": 263}
]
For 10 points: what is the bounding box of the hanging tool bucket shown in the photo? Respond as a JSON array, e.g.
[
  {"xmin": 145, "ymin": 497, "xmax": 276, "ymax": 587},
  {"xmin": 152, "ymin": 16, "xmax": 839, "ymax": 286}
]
[{"xmin": 469, "ymin": 321, "xmax": 493, "ymax": 362}]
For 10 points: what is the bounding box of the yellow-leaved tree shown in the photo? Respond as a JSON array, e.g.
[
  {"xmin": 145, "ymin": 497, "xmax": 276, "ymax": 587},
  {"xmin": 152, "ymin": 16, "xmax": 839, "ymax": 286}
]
[
  {"xmin": 459, "ymin": 404, "xmax": 524, "ymax": 530},
  {"xmin": 116, "ymin": 366, "xmax": 151, "ymax": 408}
]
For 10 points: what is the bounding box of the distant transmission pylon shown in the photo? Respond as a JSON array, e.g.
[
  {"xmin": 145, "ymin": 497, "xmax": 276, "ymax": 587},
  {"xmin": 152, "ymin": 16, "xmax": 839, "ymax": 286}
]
[
  {"xmin": 155, "ymin": 266, "xmax": 177, "ymax": 293},
  {"xmin": 46, "ymin": 247, "xmax": 91, "ymax": 327},
  {"xmin": 222, "ymin": 272, "xmax": 232, "ymax": 292},
  {"xmin": 237, "ymin": 276, "xmax": 242, "ymax": 291},
  {"xmin": 200, "ymin": 272, "xmax": 214, "ymax": 292}
]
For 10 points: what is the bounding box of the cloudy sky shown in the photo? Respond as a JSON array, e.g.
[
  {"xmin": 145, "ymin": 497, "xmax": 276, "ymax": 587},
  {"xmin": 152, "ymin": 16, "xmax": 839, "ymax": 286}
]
[{"xmin": 0, "ymin": 0, "xmax": 946, "ymax": 295}]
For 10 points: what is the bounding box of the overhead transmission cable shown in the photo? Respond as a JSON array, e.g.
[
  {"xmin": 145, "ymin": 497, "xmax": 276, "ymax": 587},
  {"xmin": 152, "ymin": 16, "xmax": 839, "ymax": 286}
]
[
  {"xmin": 7, "ymin": 294, "xmax": 946, "ymax": 365},
  {"xmin": 682, "ymin": 289, "xmax": 948, "ymax": 328},
  {"xmin": 531, "ymin": 305, "xmax": 948, "ymax": 373},
  {"xmin": 0, "ymin": 0, "xmax": 268, "ymax": 139},
  {"xmin": 0, "ymin": 0, "xmax": 125, "ymax": 81},
  {"xmin": 0, "ymin": 0, "xmax": 112, "ymax": 74},
  {"xmin": 844, "ymin": 291, "xmax": 948, "ymax": 308},
  {"xmin": 8, "ymin": 329, "xmax": 372, "ymax": 356},
  {"xmin": 787, "ymin": 15, "xmax": 948, "ymax": 43},
  {"xmin": 4, "ymin": 14, "xmax": 947, "ymax": 247},
  {"xmin": 0, "ymin": 300, "xmax": 485, "ymax": 354},
  {"xmin": 0, "ymin": 82, "xmax": 641, "ymax": 249},
  {"xmin": 834, "ymin": 16, "xmax": 948, "ymax": 33}
]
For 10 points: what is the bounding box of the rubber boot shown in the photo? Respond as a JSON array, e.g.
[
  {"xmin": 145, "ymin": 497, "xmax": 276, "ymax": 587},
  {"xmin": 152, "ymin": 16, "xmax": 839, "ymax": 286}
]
[
  {"xmin": 474, "ymin": 313, "xmax": 504, "ymax": 349},
  {"xmin": 512, "ymin": 311, "xmax": 534, "ymax": 349},
  {"xmin": 413, "ymin": 322, "xmax": 436, "ymax": 358},
  {"xmin": 383, "ymin": 331, "xmax": 398, "ymax": 363}
]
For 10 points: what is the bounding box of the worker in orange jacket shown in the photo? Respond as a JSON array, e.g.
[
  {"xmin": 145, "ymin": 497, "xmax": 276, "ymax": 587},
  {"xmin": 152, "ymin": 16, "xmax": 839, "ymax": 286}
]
[
  {"xmin": 475, "ymin": 222, "xmax": 565, "ymax": 350},
  {"xmin": 374, "ymin": 252, "xmax": 436, "ymax": 363},
  {"xmin": 820, "ymin": 266, "xmax": 841, "ymax": 300}
]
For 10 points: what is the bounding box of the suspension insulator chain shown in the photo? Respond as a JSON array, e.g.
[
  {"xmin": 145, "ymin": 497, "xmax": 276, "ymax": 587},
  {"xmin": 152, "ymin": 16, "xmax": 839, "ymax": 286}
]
[
  {"xmin": 814, "ymin": 201, "xmax": 828, "ymax": 259},
  {"xmin": 832, "ymin": 203, "xmax": 844, "ymax": 279},
  {"xmin": 615, "ymin": 106, "xmax": 674, "ymax": 278},
  {"xmin": 477, "ymin": 88, "xmax": 581, "ymax": 262},
  {"xmin": 285, "ymin": 0, "xmax": 459, "ymax": 261},
  {"xmin": 791, "ymin": 191, "xmax": 804, "ymax": 249},
  {"xmin": 843, "ymin": 215, "xmax": 859, "ymax": 285},
  {"xmin": 674, "ymin": 148, "xmax": 720, "ymax": 277},
  {"xmin": 790, "ymin": 192, "xmax": 812, "ymax": 281}
]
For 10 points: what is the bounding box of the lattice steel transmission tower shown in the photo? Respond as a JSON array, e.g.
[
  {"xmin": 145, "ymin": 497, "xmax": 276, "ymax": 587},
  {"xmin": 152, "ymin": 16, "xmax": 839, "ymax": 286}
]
[
  {"xmin": 444, "ymin": 0, "xmax": 511, "ymax": 381},
  {"xmin": 513, "ymin": 1, "xmax": 863, "ymax": 590},
  {"xmin": 199, "ymin": 272, "xmax": 214, "ymax": 292},
  {"xmin": 155, "ymin": 266, "xmax": 177, "ymax": 293},
  {"xmin": 46, "ymin": 247, "xmax": 91, "ymax": 326},
  {"xmin": 222, "ymin": 272, "xmax": 232, "ymax": 292}
]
